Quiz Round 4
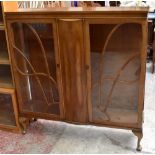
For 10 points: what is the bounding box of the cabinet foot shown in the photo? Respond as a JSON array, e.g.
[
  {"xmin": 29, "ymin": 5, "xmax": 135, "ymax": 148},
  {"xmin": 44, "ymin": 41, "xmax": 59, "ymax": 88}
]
[
  {"xmin": 132, "ymin": 129, "xmax": 143, "ymax": 151},
  {"xmin": 19, "ymin": 117, "xmax": 29, "ymax": 134},
  {"xmin": 30, "ymin": 118, "xmax": 37, "ymax": 122},
  {"xmin": 137, "ymin": 144, "xmax": 142, "ymax": 151},
  {"xmin": 22, "ymin": 130, "xmax": 26, "ymax": 134}
]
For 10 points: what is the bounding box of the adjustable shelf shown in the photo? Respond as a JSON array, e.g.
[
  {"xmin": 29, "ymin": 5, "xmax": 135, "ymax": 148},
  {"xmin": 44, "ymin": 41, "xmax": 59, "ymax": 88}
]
[
  {"xmin": 0, "ymin": 24, "xmax": 4, "ymax": 30},
  {"xmin": 0, "ymin": 51, "xmax": 9, "ymax": 65}
]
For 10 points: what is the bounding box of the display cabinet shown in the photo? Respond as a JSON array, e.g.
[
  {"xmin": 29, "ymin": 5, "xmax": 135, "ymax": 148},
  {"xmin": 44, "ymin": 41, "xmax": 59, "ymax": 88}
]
[
  {"xmin": 3, "ymin": 4, "xmax": 148, "ymax": 150},
  {"xmin": 0, "ymin": 2, "xmax": 21, "ymax": 132}
]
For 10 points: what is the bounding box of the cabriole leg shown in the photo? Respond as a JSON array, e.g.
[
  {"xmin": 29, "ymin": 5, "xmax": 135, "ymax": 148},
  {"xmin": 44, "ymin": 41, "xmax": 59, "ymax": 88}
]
[
  {"xmin": 132, "ymin": 129, "xmax": 143, "ymax": 151},
  {"xmin": 19, "ymin": 117, "xmax": 29, "ymax": 134},
  {"xmin": 30, "ymin": 118, "xmax": 37, "ymax": 122}
]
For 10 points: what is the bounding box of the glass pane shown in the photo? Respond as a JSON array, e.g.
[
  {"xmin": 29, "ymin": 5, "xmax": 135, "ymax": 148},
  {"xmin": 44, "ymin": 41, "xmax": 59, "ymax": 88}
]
[
  {"xmin": 90, "ymin": 23, "xmax": 142, "ymax": 124},
  {"xmin": 11, "ymin": 22, "xmax": 60, "ymax": 115},
  {"xmin": 0, "ymin": 93, "xmax": 16, "ymax": 126}
]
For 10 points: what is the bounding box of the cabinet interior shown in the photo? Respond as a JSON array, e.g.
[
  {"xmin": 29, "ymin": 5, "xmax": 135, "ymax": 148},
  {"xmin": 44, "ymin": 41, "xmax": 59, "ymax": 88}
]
[{"xmin": 89, "ymin": 23, "xmax": 142, "ymax": 124}]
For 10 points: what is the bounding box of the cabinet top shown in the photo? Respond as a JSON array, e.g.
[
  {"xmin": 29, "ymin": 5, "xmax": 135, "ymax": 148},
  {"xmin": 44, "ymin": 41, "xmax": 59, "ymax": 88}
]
[{"xmin": 3, "ymin": 2, "xmax": 149, "ymax": 18}]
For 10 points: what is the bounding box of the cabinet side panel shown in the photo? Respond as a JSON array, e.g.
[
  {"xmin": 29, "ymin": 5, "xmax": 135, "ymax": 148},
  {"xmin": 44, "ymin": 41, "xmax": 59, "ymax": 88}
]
[{"xmin": 58, "ymin": 19, "xmax": 87, "ymax": 123}]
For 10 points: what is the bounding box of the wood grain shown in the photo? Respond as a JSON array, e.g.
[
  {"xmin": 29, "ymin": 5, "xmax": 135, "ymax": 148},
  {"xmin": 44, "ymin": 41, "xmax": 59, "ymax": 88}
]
[{"xmin": 58, "ymin": 19, "xmax": 88, "ymax": 123}]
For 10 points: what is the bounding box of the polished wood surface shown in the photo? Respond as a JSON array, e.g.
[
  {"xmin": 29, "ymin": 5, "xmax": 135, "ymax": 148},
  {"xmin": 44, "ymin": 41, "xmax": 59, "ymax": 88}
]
[{"xmin": 58, "ymin": 19, "xmax": 87, "ymax": 123}]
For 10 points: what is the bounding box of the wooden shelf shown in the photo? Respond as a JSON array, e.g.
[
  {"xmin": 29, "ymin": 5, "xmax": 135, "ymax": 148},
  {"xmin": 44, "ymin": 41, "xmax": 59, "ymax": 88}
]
[
  {"xmin": 0, "ymin": 19, "xmax": 3, "ymax": 27},
  {"xmin": 0, "ymin": 76, "xmax": 13, "ymax": 88},
  {"xmin": 0, "ymin": 21, "xmax": 4, "ymax": 30},
  {"xmin": 0, "ymin": 51, "xmax": 9, "ymax": 65},
  {"xmin": 0, "ymin": 24, "xmax": 4, "ymax": 30}
]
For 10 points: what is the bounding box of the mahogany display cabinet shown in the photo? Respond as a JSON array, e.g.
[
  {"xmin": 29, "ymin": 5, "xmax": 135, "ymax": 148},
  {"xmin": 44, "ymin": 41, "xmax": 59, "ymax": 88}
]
[{"xmin": 3, "ymin": 5, "xmax": 148, "ymax": 151}]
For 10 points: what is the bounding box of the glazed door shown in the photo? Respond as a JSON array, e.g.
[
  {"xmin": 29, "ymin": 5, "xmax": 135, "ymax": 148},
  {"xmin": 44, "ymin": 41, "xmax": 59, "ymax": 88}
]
[
  {"xmin": 8, "ymin": 20, "xmax": 63, "ymax": 119},
  {"xmin": 86, "ymin": 20, "xmax": 146, "ymax": 127}
]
